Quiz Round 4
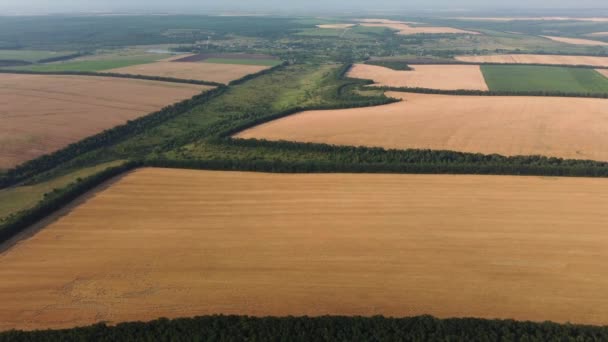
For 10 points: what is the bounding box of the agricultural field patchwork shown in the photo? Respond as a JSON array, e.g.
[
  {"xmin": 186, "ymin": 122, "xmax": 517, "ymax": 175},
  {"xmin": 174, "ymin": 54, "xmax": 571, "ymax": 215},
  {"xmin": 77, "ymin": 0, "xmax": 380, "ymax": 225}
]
[
  {"xmin": 348, "ymin": 63, "xmax": 489, "ymax": 90},
  {"xmin": 481, "ymin": 65, "xmax": 608, "ymax": 93},
  {"xmin": 0, "ymin": 74, "xmax": 211, "ymax": 168},
  {"xmin": 236, "ymin": 92, "xmax": 608, "ymax": 161},
  {"xmin": 2, "ymin": 168, "xmax": 608, "ymax": 330},
  {"xmin": 455, "ymin": 54, "xmax": 608, "ymax": 67}
]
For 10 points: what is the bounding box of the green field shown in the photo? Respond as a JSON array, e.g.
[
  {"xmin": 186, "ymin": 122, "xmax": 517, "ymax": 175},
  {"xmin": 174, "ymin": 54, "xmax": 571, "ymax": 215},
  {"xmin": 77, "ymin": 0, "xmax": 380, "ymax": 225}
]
[
  {"xmin": 481, "ymin": 65, "xmax": 608, "ymax": 93},
  {"xmin": 203, "ymin": 58, "xmax": 282, "ymax": 66},
  {"xmin": 0, "ymin": 50, "xmax": 75, "ymax": 62}
]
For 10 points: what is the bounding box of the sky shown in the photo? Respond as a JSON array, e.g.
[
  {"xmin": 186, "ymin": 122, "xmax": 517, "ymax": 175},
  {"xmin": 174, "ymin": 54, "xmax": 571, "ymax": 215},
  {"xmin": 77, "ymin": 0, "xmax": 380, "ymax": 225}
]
[{"xmin": 1, "ymin": 0, "xmax": 607, "ymax": 14}]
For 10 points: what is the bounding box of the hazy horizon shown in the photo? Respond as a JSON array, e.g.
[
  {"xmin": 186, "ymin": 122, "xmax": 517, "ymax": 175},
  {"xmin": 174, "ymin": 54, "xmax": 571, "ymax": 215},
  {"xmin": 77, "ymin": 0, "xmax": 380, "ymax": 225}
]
[{"xmin": 2, "ymin": 0, "xmax": 608, "ymax": 15}]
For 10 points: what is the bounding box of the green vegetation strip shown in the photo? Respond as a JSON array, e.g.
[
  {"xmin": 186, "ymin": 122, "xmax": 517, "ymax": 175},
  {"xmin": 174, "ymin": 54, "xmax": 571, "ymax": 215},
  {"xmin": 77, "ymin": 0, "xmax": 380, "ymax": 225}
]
[
  {"xmin": 2, "ymin": 315, "xmax": 608, "ymax": 341},
  {"xmin": 481, "ymin": 65, "xmax": 608, "ymax": 93}
]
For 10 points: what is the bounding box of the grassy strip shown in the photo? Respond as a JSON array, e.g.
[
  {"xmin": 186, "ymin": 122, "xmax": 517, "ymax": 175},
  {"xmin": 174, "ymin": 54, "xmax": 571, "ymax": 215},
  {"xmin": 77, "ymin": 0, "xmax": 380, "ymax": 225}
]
[
  {"xmin": 2, "ymin": 315, "xmax": 607, "ymax": 341},
  {"xmin": 377, "ymin": 86, "xmax": 608, "ymax": 98},
  {"xmin": 0, "ymin": 69, "xmax": 223, "ymax": 86}
]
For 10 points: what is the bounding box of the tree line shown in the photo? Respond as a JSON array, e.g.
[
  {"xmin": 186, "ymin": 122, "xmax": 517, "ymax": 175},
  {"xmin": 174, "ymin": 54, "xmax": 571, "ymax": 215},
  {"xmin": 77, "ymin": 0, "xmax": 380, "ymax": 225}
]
[
  {"xmin": 378, "ymin": 86, "xmax": 608, "ymax": 98},
  {"xmin": 0, "ymin": 86, "xmax": 228, "ymax": 189},
  {"xmin": 2, "ymin": 314, "xmax": 608, "ymax": 341}
]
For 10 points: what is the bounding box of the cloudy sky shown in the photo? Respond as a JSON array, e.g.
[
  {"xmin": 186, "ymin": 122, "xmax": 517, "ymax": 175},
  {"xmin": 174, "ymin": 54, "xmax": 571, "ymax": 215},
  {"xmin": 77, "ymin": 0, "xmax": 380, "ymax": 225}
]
[{"xmin": 2, "ymin": 0, "xmax": 606, "ymax": 14}]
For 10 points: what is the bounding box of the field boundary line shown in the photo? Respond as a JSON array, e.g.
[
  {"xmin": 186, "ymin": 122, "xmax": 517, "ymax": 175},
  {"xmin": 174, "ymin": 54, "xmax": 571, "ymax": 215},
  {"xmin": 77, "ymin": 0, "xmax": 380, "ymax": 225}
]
[{"xmin": 0, "ymin": 69, "xmax": 224, "ymax": 87}]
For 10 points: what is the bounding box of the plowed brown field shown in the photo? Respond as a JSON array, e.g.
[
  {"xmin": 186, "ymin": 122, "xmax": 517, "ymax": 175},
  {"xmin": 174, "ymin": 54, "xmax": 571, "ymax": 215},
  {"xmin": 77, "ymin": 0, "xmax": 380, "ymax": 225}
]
[
  {"xmin": 106, "ymin": 61, "xmax": 269, "ymax": 84},
  {"xmin": 542, "ymin": 36, "xmax": 608, "ymax": 46},
  {"xmin": 2, "ymin": 168, "xmax": 608, "ymax": 330},
  {"xmin": 455, "ymin": 54, "xmax": 608, "ymax": 67},
  {"xmin": 348, "ymin": 64, "xmax": 488, "ymax": 90},
  {"xmin": 0, "ymin": 74, "xmax": 211, "ymax": 168},
  {"xmin": 236, "ymin": 92, "xmax": 608, "ymax": 161}
]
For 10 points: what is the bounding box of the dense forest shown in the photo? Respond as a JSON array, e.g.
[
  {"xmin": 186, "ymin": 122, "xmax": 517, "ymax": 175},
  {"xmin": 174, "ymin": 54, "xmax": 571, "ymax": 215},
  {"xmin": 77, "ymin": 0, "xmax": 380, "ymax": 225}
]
[{"xmin": 2, "ymin": 315, "xmax": 608, "ymax": 341}]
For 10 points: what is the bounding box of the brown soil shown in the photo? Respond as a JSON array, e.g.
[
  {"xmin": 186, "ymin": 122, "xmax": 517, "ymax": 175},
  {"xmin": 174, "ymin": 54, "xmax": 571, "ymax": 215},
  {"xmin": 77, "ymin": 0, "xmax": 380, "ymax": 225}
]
[
  {"xmin": 105, "ymin": 62, "xmax": 269, "ymax": 84},
  {"xmin": 0, "ymin": 74, "xmax": 211, "ymax": 168},
  {"xmin": 455, "ymin": 54, "xmax": 608, "ymax": 67},
  {"xmin": 236, "ymin": 92, "xmax": 608, "ymax": 161},
  {"xmin": 347, "ymin": 63, "xmax": 488, "ymax": 90},
  {"xmin": 2, "ymin": 168, "xmax": 608, "ymax": 330}
]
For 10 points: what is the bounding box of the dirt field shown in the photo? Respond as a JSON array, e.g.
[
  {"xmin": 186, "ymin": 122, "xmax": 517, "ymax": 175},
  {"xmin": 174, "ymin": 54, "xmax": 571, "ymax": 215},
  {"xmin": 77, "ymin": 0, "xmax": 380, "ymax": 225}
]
[
  {"xmin": 316, "ymin": 24, "xmax": 355, "ymax": 29},
  {"xmin": 105, "ymin": 61, "xmax": 269, "ymax": 83},
  {"xmin": 347, "ymin": 63, "xmax": 489, "ymax": 90},
  {"xmin": 597, "ymin": 69, "xmax": 608, "ymax": 78},
  {"xmin": 236, "ymin": 92, "xmax": 608, "ymax": 161},
  {"xmin": 542, "ymin": 36, "xmax": 608, "ymax": 46},
  {"xmin": 2, "ymin": 168, "xmax": 608, "ymax": 330},
  {"xmin": 0, "ymin": 74, "xmax": 210, "ymax": 168},
  {"xmin": 455, "ymin": 54, "xmax": 608, "ymax": 67},
  {"xmin": 359, "ymin": 19, "xmax": 479, "ymax": 35},
  {"xmin": 589, "ymin": 32, "xmax": 608, "ymax": 37}
]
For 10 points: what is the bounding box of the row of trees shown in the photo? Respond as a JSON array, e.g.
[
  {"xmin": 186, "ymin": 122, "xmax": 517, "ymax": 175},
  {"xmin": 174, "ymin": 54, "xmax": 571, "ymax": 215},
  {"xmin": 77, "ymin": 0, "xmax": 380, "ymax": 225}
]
[
  {"xmin": 379, "ymin": 86, "xmax": 608, "ymax": 98},
  {"xmin": 0, "ymin": 86, "xmax": 228, "ymax": 189},
  {"xmin": 3, "ymin": 315, "xmax": 608, "ymax": 341}
]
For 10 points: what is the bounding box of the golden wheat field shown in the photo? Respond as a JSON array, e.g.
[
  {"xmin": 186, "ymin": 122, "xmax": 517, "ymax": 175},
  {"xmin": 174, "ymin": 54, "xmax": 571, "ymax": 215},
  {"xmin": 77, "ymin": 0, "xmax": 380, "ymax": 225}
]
[
  {"xmin": 2, "ymin": 168, "xmax": 608, "ymax": 330},
  {"xmin": 347, "ymin": 64, "xmax": 489, "ymax": 90},
  {"xmin": 455, "ymin": 54, "xmax": 608, "ymax": 67},
  {"xmin": 106, "ymin": 61, "xmax": 269, "ymax": 84},
  {"xmin": 0, "ymin": 74, "xmax": 211, "ymax": 168},
  {"xmin": 236, "ymin": 92, "xmax": 608, "ymax": 161}
]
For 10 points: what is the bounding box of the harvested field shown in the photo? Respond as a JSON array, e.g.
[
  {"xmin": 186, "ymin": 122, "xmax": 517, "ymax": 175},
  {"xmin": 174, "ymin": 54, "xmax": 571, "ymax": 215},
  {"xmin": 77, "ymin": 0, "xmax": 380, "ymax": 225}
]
[
  {"xmin": 172, "ymin": 53, "xmax": 278, "ymax": 63},
  {"xmin": 455, "ymin": 54, "xmax": 608, "ymax": 67},
  {"xmin": 0, "ymin": 74, "xmax": 211, "ymax": 168},
  {"xmin": 236, "ymin": 92, "xmax": 608, "ymax": 161},
  {"xmin": 2, "ymin": 168, "xmax": 608, "ymax": 330},
  {"xmin": 347, "ymin": 63, "xmax": 488, "ymax": 90},
  {"xmin": 105, "ymin": 61, "xmax": 269, "ymax": 84},
  {"xmin": 358, "ymin": 19, "xmax": 479, "ymax": 35},
  {"xmin": 541, "ymin": 36, "xmax": 608, "ymax": 46},
  {"xmin": 316, "ymin": 24, "xmax": 355, "ymax": 29}
]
